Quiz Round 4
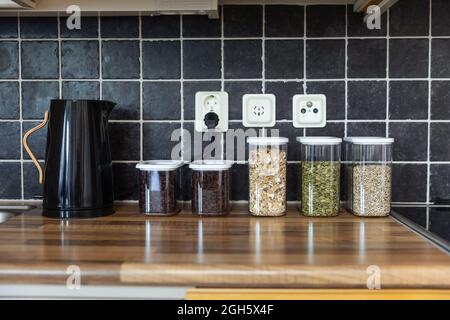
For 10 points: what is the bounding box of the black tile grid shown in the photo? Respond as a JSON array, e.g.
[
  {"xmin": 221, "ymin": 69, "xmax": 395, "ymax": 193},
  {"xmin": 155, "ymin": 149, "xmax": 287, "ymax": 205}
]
[{"xmin": 0, "ymin": 3, "xmax": 449, "ymax": 203}]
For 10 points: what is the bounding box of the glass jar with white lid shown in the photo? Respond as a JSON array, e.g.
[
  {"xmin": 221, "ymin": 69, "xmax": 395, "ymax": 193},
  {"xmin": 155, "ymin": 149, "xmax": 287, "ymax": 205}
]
[
  {"xmin": 346, "ymin": 137, "xmax": 394, "ymax": 217},
  {"xmin": 297, "ymin": 137, "xmax": 342, "ymax": 217},
  {"xmin": 247, "ymin": 137, "xmax": 288, "ymax": 217},
  {"xmin": 136, "ymin": 160, "xmax": 184, "ymax": 216},
  {"xmin": 189, "ymin": 160, "xmax": 233, "ymax": 216}
]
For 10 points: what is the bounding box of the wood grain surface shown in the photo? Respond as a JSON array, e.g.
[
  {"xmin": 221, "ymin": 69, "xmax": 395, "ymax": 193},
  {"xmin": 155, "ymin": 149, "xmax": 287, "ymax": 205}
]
[{"xmin": 0, "ymin": 204, "xmax": 449, "ymax": 288}]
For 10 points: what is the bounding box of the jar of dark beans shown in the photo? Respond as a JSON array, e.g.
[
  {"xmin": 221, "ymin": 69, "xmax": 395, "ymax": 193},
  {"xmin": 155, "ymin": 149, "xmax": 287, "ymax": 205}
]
[
  {"xmin": 136, "ymin": 161, "xmax": 184, "ymax": 216},
  {"xmin": 189, "ymin": 161, "xmax": 233, "ymax": 216}
]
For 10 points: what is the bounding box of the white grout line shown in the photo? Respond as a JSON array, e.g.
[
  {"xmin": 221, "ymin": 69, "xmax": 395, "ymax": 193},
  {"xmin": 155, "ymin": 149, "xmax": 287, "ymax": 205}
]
[
  {"xmin": 139, "ymin": 12, "xmax": 144, "ymax": 162},
  {"xmin": 344, "ymin": 4, "xmax": 348, "ymax": 137},
  {"xmin": 302, "ymin": 2, "xmax": 307, "ymax": 138},
  {"xmin": 386, "ymin": 8, "xmax": 390, "ymax": 138},
  {"xmin": 98, "ymin": 13, "xmax": 103, "ymax": 100},
  {"xmin": 426, "ymin": 0, "xmax": 433, "ymax": 204},
  {"xmin": 3, "ymin": 77, "xmax": 450, "ymax": 82},
  {"xmin": 180, "ymin": 14, "xmax": 185, "ymax": 162},
  {"xmin": 17, "ymin": 12, "xmax": 24, "ymax": 200},
  {"xmin": 4, "ymin": 35, "xmax": 450, "ymax": 42}
]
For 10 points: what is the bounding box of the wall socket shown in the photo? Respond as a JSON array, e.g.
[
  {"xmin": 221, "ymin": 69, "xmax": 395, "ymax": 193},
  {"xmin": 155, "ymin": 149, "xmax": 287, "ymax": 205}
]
[
  {"xmin": 195, "ymin": 91, "xmax": 229, "ymax": 132},
  {"xmin": 242, "ymin": 94, "xmax": 276, "ymax": 127},
  {"xmin": 292, "ymin": 94, "xmax": 326, "ymax": 128}
]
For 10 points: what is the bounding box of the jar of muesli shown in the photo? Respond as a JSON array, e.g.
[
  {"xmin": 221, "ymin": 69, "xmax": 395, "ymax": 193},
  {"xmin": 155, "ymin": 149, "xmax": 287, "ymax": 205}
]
[{"xmin": 248, "ymin": 137, "xmax": 288, "ymax": 217}]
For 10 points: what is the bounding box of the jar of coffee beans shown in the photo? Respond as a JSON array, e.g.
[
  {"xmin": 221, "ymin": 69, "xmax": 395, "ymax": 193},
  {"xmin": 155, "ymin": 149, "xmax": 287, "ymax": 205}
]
[
  {"xmin": 298, "ymin": 137, "xmax": 342, "ymax": 217},
  {"xmin": 190, "ymin": 161, "xmax": 233, "ymax": 216},
  {"xmin": 136, "ymin": 161, "xmax": 184, "ymax": 215}
]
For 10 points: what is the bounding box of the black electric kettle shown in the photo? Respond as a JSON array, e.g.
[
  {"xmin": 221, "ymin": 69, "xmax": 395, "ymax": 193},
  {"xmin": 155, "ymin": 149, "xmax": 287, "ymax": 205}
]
[{"xmin": 23, "ymin": 100, "xmax": 116, "ymax": 219}]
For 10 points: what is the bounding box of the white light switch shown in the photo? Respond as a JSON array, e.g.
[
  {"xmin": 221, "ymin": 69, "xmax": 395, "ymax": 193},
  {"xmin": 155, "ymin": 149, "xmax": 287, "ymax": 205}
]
[
  {"xmin": 242, "ymin": 94, "xmax": 276, "ymax": 127},
  {"xmin": 292, "ymin": 94, "xmax": 326, "ymax": 128}
]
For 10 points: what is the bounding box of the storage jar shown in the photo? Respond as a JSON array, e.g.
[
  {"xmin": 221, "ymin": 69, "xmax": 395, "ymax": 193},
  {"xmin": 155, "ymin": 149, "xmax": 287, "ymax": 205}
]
[
  {"xmin": 346, "ymin": 137, "xmax": 394, "ymax": 217},
  {"xmin": 190, "ymin": 161, "xmax": 233, "ymax": 216},
  {"xmin": 248, "ymin": 137, "xmax": 288, "ymax": 217},
  {"xmin": 136, "ymin": 161, "xmax": 184, "ymax": 215},
  {"xmin": 298, "ymin": 137, "xmax": 342, "ymax": 217}
]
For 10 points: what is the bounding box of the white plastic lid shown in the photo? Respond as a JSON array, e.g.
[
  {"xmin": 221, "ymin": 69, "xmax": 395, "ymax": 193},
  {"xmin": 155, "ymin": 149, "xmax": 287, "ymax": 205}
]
[
  {"xmin": 136, "ymin": 160, "xmax": 184, "ymax": 171},
  {"xmin": 247, "ymin": 137, "xmax": 289, "ymax": 145},
  {"xmin": 189, "ymin": 160, "xmax": 234, "ymax": 171},
  {"xmin": 345, "ymin": 137, "xmax": 394, "ymax": 145},
  {"xmin": 296, "ymin": 136, "xmax": 342, "ymax": 145}
]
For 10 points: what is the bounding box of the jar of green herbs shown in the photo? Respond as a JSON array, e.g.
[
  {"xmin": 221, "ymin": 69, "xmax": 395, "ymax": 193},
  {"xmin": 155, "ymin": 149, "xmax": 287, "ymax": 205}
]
[{"xmin": 297, "ymin": 137, "xmax": 342, "ymax": 217}]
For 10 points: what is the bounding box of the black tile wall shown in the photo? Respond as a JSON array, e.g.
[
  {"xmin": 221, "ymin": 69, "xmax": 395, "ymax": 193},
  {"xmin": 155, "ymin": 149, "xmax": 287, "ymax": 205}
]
[
  {"xmin": 143, "ymin": 82, "xmax": 181, "ymax": 120},
  {"xmin": 61, "ymin": 41, "xmax": 99, "ymax": 79},
  {"xmin": 0, "ymin": 82, "xmax": 19, "ymax": 119},
  {"xmin": 60, "ymin": 16, "xmax": 98, "ymax": 38},
  {"xmin": 306, "ymin": 5, "xmax": 345, "ymax": 37},
  {"xmin": 0, "ymin": 162, "xmax": 21, "ymax": 199},
  {"xmin": 347, "ymin": 5, "xmax": 387, "ymax": 37},
  {"xmin": 432, "ymin": 0, "xmax": 450, "ymax": 36},
  {"xmin": 306, "ymin": 40, "xmax": 345, "ymax": 79},
  {"xmin": 265, "ymin": 40, "xmax": 303, "ymax": 79},
  {"xmin": 62, "ymin": 81, "xmax": 100, "ymax": 100},
  {"xmin": 100, "ymin": 16, "xmax": 139, "ymax": 38},
  {"xmin": 0, "ymin": 41, "xmax": 19, "ymax": 79},
  {"xmin": 266, "ymin": 82, "xmax": 303, "ymax": 120},
  {"xmin": 224, "ymin": 5, "xmax": 262, "ymax": 37},
  {"xmin": 0, "ymin": 2, "xmax": 449, "ymax": 203},
  {"xmin": 224, "ymin": 40, "xmax": 262, "ymax": 79},
  {"xmin": 21, "ymin": 41, "xmax": 58, "ymax": 79},
  {"xmin": 142, "ymin": 15, "xmax": 180, "ymax": 38},
  {"xmin": 389, "ymin": 0, "xmax": 430, "ymax": 36},
  {"xmin": 22, "ymin": 81, "xmax": 59, "ymax": 119},
  {"xmin": 347, "ymin": 39, "xmax": 387, "ymax": 79},
  {"xmin": 430, "ymin": 164, "xmax": 450, "ymax": 201},
  {"xmin": 225, "ymin": 81, "xmax": 262, "ymax": 120},
  {"xmin": 183, "ymin": 14, "xmax": 221, "ymax": 38},
  {"xmin": 431, "ymin": 81, "xmax": 450, "ymax": 119},
  {"xmin": 0, "ymin": 17, "xmax": 18, "ymax": 38},
  {"xmin": 0, "ymin": 122, "xmax": 20, "ymax": 159},
  {"xmin": 103, "ymin": 82, "xmax": 140, "ymax": 120},
  {"xmin": 347, "ymin": 122, "xmax": 386, "ymax": 137},
  {"xmin": 265, "ymin": 5, "xmax": 304, "ymax": 37},
  {"xmin": 389, "ymin": 39, "xmax": 429, "ymax": 78},
  {"xmin": 389, "ymin": 81, "xmax": 429, "ymax": 120},
  {"xmin": 20, "ymin": 17, "xmax": 58, "ymax": 39},
  {"xmin": 184, "ymin": 40, "xmax": 221, "ymax": 79},
  {"xmin": 143, "ymin": 41, "xmax": 180, "ymax": 79},
  {"xmin": 431, "ymin": 39, "xmax": 450, "ymax": 78},
  {"xmin": 102, "ymin": 40, "xmax": 140, "ymax": 79},
  {"xmin": 306, "ymin": 81, "xmax": 345, "ymax": 120},
  {"xmin": 347, "ymin": 81, "xmax": 387, "ymax": 120}
]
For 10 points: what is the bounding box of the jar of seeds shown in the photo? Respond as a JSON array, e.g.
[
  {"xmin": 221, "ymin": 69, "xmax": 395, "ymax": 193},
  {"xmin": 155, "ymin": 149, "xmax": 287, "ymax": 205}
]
[
  {"xmin": 136, "ymin": 160, "xmax": 184, "ymax": 216},
  {"xmin": 348, "ymin": 137, "xmax": 394, "ymax": 217},
  {"xmin": 190, "ymin": 160, "xmax": 233, "ymax": 216},
  {"xmin": 298, "ymin": 137, "xmax": 342, "ymax": 217},
  {"xmin": 248, "ymin": 137, "xmax": 288, "ymax": 217}
]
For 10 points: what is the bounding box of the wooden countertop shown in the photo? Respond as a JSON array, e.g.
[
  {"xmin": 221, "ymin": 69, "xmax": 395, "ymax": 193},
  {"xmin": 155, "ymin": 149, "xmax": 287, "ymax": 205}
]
[{"xmin": 0, "ymin": 204, "xmax": 449, "ymax": 289}]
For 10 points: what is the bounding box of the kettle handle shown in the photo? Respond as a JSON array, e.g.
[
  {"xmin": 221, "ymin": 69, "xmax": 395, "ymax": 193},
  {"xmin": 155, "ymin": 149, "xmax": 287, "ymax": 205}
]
[{"xmin": 23, "ymin": 111, "xmax": 49, "ymax": 185}]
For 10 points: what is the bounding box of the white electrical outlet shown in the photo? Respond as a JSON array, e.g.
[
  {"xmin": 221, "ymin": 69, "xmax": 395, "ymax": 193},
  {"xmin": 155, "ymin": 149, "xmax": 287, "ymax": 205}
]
[
  {"xmin": 242, "ymin": 94, "xmax": 276, "ymax": 127},
  {"xmin": 292, "ymin": 94, "xmax": 326, "ymax": 128},
  {"xmin": 195, "ymin": 91, "xmax": 229, "ymax": 132}
]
